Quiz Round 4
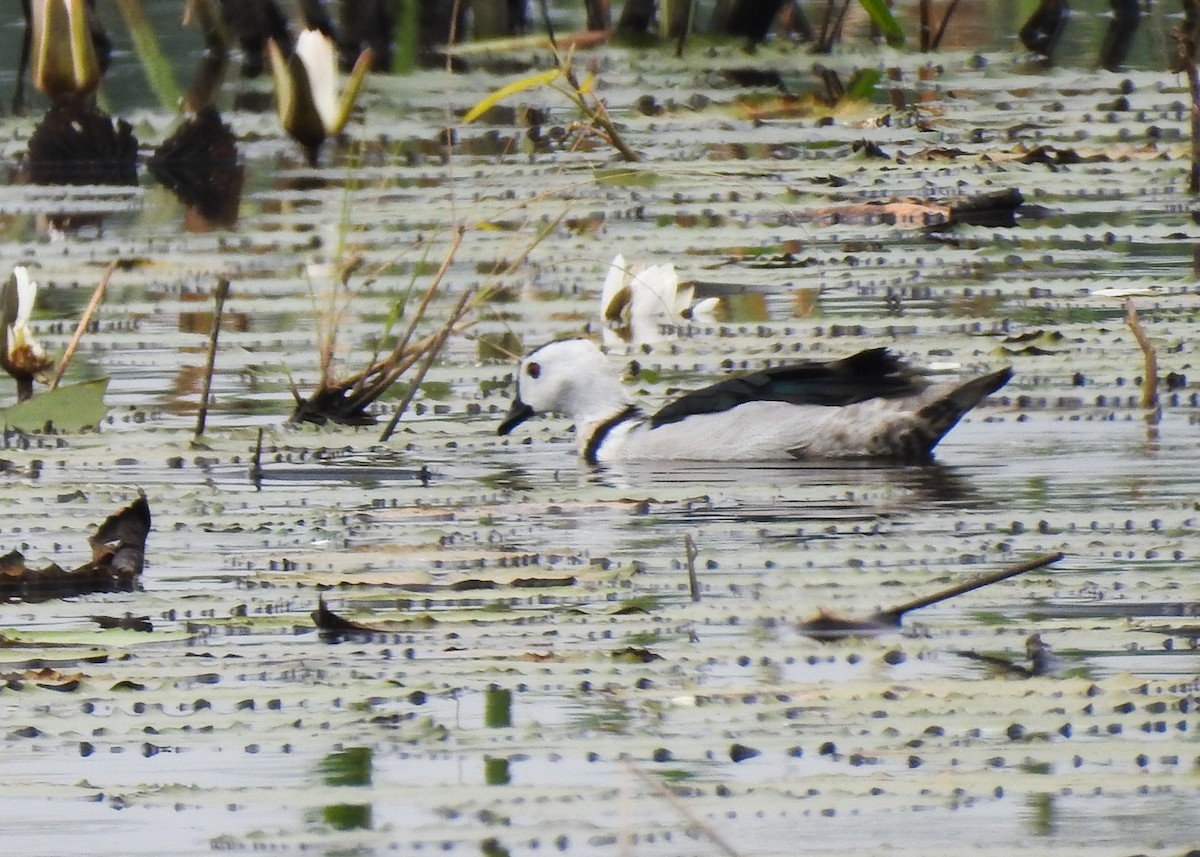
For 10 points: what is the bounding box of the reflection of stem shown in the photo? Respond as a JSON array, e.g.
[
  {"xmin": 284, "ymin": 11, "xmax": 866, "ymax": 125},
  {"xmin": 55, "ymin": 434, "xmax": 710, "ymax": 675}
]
[
  {"xmin": 51, "ymin": 260, "xmax": 119, "ymax": 390},
  {"xmin": 1125, "ymin": 298, "xmax": 1160, "ymax": 421},
  {"xmin": 194, "ymin": 278, "xmax": 230, "ymax": 441}
]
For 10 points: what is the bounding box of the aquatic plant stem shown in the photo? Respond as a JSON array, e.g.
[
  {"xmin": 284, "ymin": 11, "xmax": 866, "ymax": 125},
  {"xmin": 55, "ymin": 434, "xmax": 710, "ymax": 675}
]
[
  {"xmin": 1173, "ymin": 7, "xmax": 1200, "ymax": 192},
  {"xmin": 929, "ymin": 0, "xmax": 961, "ymax": 50},
  {"xmin": 537, "ymin": 0, "xmax": 640, "ymax": 163},
  {"xmin": 685, "ymin": 534, "xmax": 700, "ymax": 602},
  {"xmin": 51, "ymin": 260, "xmax": 119, "ymax": 390},
  {"xmin": 379, "ymin": 287, "xmax": 474, "ymax": 443},
  {"xmin": 1125, "ymin": 298, "xmax": 1160, "ymax": 421},
  {"xmin": 194, "ymin": 278, "xmax": 230, "ymax": 441},
  {"xmin": 115, "ymin": 0, "xmax": 184, "ymax": 110},
  {"xmin": 879, "ymin": 552, "xmax": 1064, "ymax": 623},
  {"xmin": 250, "ymin": 427, "xmax": 264, "ymax": 488}
]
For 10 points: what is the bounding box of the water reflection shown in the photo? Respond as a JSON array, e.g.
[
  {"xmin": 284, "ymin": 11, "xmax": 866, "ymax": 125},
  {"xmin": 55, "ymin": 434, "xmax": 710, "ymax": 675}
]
[
  {"xmin": 148, "ymin": 107, "xmax": 245, "ymax": 231},
  {"xmin": 590, "ymin": 459, "xmax": 977, "ymax": 507}
]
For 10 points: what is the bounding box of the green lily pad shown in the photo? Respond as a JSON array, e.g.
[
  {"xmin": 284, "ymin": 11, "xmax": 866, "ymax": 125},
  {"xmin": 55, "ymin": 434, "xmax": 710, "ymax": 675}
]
[{"xmin": 0, "ymin": 379, "xmax": 109, "ymax": 432}]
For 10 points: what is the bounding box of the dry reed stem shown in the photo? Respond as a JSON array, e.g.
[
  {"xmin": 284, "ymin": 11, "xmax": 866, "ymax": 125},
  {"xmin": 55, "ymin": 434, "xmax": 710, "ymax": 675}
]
[
  {"xmin": 335, "ymin": 226, "xmax": 465, "ymax": 399},
  {"xmin": 1125, "ymin": 298, "xmax": 1160, "ymax": 417},
  {"xmin": 685, "ymin": 534, "xmax": 700, "ymax": 602},
  {"xmin": 538, "ymin": 0, "xmax": 640, "ymax": 162},
  {"xmin": 193, "ymin": 278, "xmax": 230, "ymax": 441},
  {"xmin": 624, "ymin": 764, "xmax": 743, "ymax": 857},
  {"xmin": 50, "ymin": 260, "xmax": 120, "ymax": 390},
  {"xmin": 379, "ymin": 287, "xmax": 475, "ymax": 442}
]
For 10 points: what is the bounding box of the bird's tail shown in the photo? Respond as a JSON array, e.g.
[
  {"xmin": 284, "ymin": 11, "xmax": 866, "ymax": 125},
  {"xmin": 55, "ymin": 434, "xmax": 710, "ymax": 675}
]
[{"xmin": 912, "ymin": 366, "xmax": 1012, "ymax": 454}]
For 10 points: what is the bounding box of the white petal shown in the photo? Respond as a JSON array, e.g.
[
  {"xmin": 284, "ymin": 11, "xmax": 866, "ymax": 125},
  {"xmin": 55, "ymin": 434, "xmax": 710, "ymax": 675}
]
[
  {"xmin": 295, "ymin": 29, "xmax": 339, "ymax": 131},
  {"xmin": 599, "ymin": 254, "xmax": 630, "ymax": 320},
  {"xmin": 673, "ymin": 282, "xmax": 695, "ymax": 317},
  {"xmin": 12, "ymin": 266, "xmax": 37, "ymax": 331},
  {"xmin": 630, "ymin": 263, "xmax": 679, "ymax": 318},
  {"xmin": 690, "ymin": 296, "xmax": 721, "ymax": 322}
]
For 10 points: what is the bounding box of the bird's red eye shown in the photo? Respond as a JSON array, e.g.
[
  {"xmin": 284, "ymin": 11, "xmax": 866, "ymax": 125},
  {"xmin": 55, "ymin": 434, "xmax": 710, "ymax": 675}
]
[{"xmin": 526, "ymin": 362, "xmax": 541, "ymax": 379}]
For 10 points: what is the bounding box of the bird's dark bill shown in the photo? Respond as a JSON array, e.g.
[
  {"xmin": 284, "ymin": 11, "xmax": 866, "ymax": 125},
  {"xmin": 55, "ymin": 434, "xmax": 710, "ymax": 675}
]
[{"xmin": 497, "ymin": 399, "xmax": 535, "ymax": 435}]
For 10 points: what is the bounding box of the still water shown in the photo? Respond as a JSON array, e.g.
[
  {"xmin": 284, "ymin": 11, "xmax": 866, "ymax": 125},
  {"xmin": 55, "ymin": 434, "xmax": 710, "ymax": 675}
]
[{"xmin": 0, "ymin": 2, "xmax": 1197, "ymax": 855}]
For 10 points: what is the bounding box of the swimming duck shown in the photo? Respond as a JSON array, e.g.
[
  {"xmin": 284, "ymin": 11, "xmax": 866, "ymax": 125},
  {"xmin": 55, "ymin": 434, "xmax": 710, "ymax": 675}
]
[{"xmin": 497, "ymin": 339, "xmax": 1012, "ymax": 464}]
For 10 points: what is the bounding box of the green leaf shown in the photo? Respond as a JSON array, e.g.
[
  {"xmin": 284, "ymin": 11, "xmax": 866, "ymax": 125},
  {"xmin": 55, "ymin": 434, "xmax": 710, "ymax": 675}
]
[
  {"xmin": 857, "ymin": 0, "xmax": 905, "ymax": 47},
  {"xmin": 0, "ymin": 378, "xmax": 109, "ymax": 432},
  {"xmin": 846, "ymin": 68, "xmax": 883, "ymax": 100},
  {"xmin": 463, "ymin": 69, "xmax": 561, "ymax": 124}
]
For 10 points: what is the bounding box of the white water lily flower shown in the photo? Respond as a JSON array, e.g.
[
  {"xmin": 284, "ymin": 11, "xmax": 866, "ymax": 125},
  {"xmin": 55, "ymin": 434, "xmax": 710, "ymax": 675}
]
[
  {"xmin": 267, "ymin": 29, "xmax": 373, "ymax": 164},
  {"xmin": 599, "ymin": 254, "xmax": 721, "ymax": 345},
  {"xmin": 1, "ymin": 266, "xmax": 54, "ymax": 401},
  {"xmin": 30, "ymin": 0, "xmax": 101, "ymax": 100}
]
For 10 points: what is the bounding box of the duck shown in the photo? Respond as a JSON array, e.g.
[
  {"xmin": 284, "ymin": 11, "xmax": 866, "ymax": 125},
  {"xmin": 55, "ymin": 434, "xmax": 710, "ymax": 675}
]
[{"xmin": 497, "ymin": 339, "xmax": 1012, "ymax": 464}]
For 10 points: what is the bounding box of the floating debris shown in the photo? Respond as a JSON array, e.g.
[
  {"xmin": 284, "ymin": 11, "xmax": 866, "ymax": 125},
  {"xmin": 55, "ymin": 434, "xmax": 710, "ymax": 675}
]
[
  {"xmin": 0, "ymin": 496, "xmax": 150, "ymax": 602},
  {"xmin": 798, "ymin": 552, "xmax": 1064, "ymax": 640}
]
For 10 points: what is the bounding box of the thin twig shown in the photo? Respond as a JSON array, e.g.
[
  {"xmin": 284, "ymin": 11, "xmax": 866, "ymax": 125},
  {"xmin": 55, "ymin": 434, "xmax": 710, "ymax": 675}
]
[
  {"xmin": 624, "ymin": 764, "xmax": 743, "ymax": 857},
  {"xmin": 538, "ymin": 0, "xmax": 640, "ymax": 162},
  {"xmin": 880, "ymin": 551, "xmax": 1064, "ymax": 623},
  {"xmin": 930, "ymin": 0, "xmax": 962, "ymax": 51},
  {"xmin": 194, "ymin": 278, "xmax": 230, "ymax": 440},
  {"xmin": 336, "ymin": 227, "xmax": 466, "ymax": 408},
  {"xmin": 379, "ymin": 288, "xmax": 474, "ymax": 442},
  {"xmin": 51, "ymin": 260, "xmax": 120, "ymax": 390},
  {"xmin": 250, "ymin": 426, "xmax": 264, "ymax": 488}
]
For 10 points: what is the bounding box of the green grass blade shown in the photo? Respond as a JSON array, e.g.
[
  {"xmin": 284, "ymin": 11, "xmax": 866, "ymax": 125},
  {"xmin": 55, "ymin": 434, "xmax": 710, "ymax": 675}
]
[{"xmin": 858, "ymin": 0, "xmax": 905, "ymax": 47}]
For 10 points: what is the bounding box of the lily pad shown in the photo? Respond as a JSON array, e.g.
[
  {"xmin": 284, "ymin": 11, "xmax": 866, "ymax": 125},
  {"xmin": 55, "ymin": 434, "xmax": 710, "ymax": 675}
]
[{"xmin": 0, "ymin": 378, "xmax": 109, "ymax": 432}]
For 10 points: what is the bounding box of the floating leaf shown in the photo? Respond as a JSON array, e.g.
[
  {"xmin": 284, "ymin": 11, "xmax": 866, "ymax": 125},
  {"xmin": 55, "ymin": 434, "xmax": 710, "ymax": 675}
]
[{"xmin": 0, "ymin": 378, "xmax": 108, "ymax": 432}]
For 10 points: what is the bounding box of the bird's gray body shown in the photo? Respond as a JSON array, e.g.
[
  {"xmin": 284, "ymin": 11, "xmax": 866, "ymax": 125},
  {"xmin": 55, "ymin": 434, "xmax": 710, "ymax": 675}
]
[{"xmin": 498, "ymin": 339, "xmax": 1011, "ymax": 464}]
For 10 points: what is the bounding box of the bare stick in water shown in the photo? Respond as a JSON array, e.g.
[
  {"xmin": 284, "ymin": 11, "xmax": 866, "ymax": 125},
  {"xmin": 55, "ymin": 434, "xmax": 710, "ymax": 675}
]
[
  {"xmin": 194, "ymin": 278, "xmax": 231, "ymax": 440},
  {"xmin": 1125, "ymin": 298, "xmax": 1160, "ymax": 420},
  {"xmin": 685, "ymin": 534, "xmax": 700, "ymax": 602},
  {"xmin": 51, "ymin": 260, "xmax": 120, "ymax": 390}
]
